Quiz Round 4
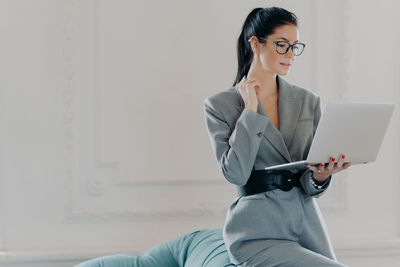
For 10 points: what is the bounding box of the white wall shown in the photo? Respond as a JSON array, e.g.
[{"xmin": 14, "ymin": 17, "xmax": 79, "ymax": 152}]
[{"xmin": 0, "ymin": 0, "xmax": 399, "ymax": 266}]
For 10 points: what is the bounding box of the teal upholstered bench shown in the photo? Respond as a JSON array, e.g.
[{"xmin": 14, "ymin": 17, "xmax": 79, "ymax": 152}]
[{"xmin": 75, "ymin": 229, "xmax": 234, "ymax": 267}]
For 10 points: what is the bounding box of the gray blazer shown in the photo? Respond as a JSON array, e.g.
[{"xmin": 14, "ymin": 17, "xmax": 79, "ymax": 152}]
[
  {"xmin": 203, "ymin": 75, "xmax": 331, "ymax": 196},
  {"xmin": 203, "ymin": 75, "xmax": 335, "ymax": 264}
]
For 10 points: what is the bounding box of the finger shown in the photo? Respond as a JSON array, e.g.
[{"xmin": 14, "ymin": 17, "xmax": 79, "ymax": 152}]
[
  {"xmin": 336, "ymin": 154, "xmax": 345, "ymax": 168},
  {"xmin": 333, "ymin": 157, "xmax": 343, "ymax": 172},
  {"xmin": 239, "ymin": 81, "xmax": 250, "ymax": 93},
  {"xmin": 327, "ymin": 157, "xmax": 335, "ymax": 171},
  {"xmin": 333, "ymin": 163, "xmax": 351, "ymax": 174},
  {"xmin": 307, "ymin": 165, "xmax": 324, "ymax": 176},
  {"xmin": 245, "ymin": 78, "xmax": 262, "ymax": 88},
  {"xmin": 242, "ymin": 79, "xmax": 253, "ymax": 89},
  {"xmin": 239, "ymin": 76, "xmax": 247, "ymax": 86},
  {"xmin": 343, "ymin": 163, "xmax": 351, "ymax": 169},
  {"xmin": 241, "ymin": 77, "xmax": 248, "ymax": 86},
  {"xmin": 246, "ymin": 79, "xmax": 262, "ymax": 88},
  {"xmin": 243, "ymin": 82, "xmax": 259, "ymax": 95},
  {"xmin": 244, "ymin": 83, "xmax": 255, "ymax": 94},
  {"xmin": 239, "ymin": 76, "xmax": 249, "ymax": 87},
  {"xmin": 306, "ymin": 165, "xmax": 318, "ymax": 173},
  {"xmin": 317, "ymin": 162, "xmax": 325, "ymax": 174}
]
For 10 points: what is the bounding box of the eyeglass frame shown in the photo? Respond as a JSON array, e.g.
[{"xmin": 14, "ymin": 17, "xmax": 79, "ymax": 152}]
[{"xmin": 248, "ymin": 36, "xmax": 306, "ymax": 56}]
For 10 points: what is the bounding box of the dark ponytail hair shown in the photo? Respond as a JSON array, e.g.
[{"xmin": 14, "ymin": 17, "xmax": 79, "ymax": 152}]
[{"xmin": 233, "ymin": 7, "xmax": 298, "ymax": 86}]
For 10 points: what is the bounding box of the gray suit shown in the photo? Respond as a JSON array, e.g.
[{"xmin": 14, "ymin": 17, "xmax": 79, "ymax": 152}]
[{"xmin": 203, "ymin": 76, "xmax": 347, "ymax": 266}]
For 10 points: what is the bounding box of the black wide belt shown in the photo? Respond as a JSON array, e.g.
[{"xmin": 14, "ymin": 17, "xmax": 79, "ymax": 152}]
[{"xmin": 238, "ymin": 170, "xmax": 303, "ymax": 197}]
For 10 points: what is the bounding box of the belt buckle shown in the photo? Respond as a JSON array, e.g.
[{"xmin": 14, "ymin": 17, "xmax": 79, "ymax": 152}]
[{"xmin": 277, "ymin": 174, "xmax": 294, "ymax": 191}]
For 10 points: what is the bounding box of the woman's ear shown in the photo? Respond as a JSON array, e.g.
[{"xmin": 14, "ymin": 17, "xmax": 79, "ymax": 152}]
[{"xmin": 249, "ymin": 36, "xmax": 262, "ymax": 54}]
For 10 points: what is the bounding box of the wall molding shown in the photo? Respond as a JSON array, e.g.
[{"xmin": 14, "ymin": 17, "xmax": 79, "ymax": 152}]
[{"xmin": 63, "ymin": 0, "xmax": 230, "ymax": 220}]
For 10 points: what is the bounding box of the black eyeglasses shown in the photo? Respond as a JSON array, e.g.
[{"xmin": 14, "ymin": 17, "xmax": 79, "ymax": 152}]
[{"xmin": 249, "ymin": 37, "xmax": 306, "ymax": 56}]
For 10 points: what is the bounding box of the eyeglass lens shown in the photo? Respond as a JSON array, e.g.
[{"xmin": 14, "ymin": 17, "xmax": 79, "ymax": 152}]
[{"xmin": 275, "ymin": 41, "xmax": 304, "ymax": 56}]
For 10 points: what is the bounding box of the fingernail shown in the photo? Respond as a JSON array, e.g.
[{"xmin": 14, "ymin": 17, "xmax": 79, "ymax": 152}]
[
  {"xmin": 342, "ymin": 154, "xmax": 345, "ymax": 159},
  {"xmin": 306, "ymin": 165, "xmax": 310, "ymax": 168},
  {"xmin": 331, "ymin": 157, "xmax": 335, "ymax": 162},
  {"xmin": 320, "ymin": 163, "xmax": 324, "ymax": 166}
]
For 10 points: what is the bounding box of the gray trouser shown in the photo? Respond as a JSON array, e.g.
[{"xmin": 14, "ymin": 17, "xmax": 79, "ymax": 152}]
[{"xmin": 236, "ymin": 239, "xmax": 347, "ymax": 267}]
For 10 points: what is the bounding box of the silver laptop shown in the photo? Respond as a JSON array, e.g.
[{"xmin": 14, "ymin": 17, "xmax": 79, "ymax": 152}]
[{"xmin": 264, "ymin": 102, "xmax": 395, "ymax": 171}]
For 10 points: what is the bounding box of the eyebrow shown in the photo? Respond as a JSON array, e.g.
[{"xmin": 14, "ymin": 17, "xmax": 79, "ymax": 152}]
[{"xmin": 277, "ymin": 37, "xmax": 298, "ymax": 43}]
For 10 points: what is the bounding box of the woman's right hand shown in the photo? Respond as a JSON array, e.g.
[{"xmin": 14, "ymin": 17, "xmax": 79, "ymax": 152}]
[{"xmin": 238, "ymin": 76, "xmax": 262, "ymax": 112}]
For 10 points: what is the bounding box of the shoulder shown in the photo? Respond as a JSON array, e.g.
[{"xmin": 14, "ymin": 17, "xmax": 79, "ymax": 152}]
[
  {"xmin": 279, "ymin": 77, "xmax": 320, "ymax": 107},
  {"xmin": 293, "ymin": 84, "xmax": 320, "ymax": 111},
  {"xmin": 278, "ymin": 77, "xmax": 321, "ymax": 121},
  {"xmin": 203, "ymin": 85, "xmax": 242, "ymax": 112},
  {"xmin": 278, "ymin": 76, "xmax": 319, "ymax": 101},
  {"xmin": 291, "ymin": 84, "xmax": 319, "ymax": 103}
]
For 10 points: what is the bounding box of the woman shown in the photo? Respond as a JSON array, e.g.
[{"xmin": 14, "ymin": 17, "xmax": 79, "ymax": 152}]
[{"xmin": 203, "ymin": 7, "xmax": 351, "ymax": 267}]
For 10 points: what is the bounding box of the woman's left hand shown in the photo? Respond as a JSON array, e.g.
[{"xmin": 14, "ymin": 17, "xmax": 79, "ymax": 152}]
[{"xmin": 307, "ymin": 154, "xmax": 351, "ymax": 183}]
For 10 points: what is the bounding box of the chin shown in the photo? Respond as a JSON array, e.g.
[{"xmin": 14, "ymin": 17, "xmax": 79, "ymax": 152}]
[{"xmin": 277, "ymin": 69, "xmax": 290, "ymax": 76}]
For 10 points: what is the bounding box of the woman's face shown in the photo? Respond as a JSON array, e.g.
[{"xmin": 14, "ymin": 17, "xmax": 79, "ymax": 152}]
[{"xmin": 256, "ymin": 24, "xmax": 299, "ymax": 76}]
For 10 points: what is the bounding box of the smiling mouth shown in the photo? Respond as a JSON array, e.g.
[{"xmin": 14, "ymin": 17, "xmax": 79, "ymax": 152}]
[{"xmin": 280, "ymin": 63, "xmax": 292, "ymax": 66}]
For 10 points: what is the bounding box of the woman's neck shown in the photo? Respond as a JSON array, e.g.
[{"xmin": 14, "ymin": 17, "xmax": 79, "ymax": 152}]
[{"xmin": 247, "ymin": 64, "xmax": 279, "ymax": 99}]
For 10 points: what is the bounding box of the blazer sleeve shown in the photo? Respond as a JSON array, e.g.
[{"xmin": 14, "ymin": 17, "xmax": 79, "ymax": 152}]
[
  {"xmin": 203, "ymin": 98, "xmax": 269, "ymax": 186},
  {"xmin": 299, "ymin": 95, "xmax": 332, "ymax": 198}
]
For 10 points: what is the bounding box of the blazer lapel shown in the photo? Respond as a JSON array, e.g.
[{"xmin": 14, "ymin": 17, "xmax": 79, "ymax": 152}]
[
  {"xmin": 234, "ymin": 76, "xmax": 302, "ymax": 163},
  {"xmin": 255, "ymin": 95, "xmax": 292, "ymax": 162},
  {"xmin": 277, "ymin": 76, "xmax": 302, "ymax": 151}
]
